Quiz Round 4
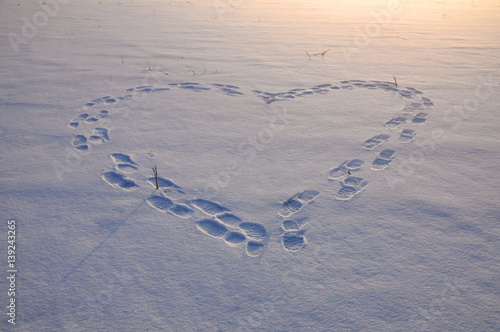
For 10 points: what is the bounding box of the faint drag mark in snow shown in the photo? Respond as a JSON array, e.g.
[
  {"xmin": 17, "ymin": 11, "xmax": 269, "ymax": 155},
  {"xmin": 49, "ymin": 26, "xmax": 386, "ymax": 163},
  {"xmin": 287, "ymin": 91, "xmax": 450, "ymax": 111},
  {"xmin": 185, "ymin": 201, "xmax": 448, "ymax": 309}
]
[{"xmin": 62, "ymin": 196, "xmax": 149, "ymax": 282}]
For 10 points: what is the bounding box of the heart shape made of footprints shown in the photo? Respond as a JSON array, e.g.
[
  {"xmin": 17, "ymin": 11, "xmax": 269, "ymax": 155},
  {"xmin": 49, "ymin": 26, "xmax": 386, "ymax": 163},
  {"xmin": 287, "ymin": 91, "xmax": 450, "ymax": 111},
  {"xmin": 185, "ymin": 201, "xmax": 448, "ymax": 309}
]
[{"xmin": 67, "ymin": 80, "xmax": 433, "ymax": 257}]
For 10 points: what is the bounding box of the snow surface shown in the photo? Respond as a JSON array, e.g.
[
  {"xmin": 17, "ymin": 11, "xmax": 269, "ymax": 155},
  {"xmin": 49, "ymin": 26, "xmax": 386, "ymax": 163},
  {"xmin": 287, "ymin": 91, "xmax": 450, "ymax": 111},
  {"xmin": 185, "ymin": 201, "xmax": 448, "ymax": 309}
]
[{"xmin": 1, "ymin": 0, "xmax": 500, "ymax": 331}]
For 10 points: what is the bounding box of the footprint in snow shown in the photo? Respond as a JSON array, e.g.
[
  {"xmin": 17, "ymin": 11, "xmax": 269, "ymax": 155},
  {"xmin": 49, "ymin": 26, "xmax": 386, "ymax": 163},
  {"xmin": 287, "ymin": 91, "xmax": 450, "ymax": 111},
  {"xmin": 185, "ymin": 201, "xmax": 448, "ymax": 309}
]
[
  {"xmin": 102, "ymin": 171, "xmax": 138, "ymax": 190},
  {"xmin": 278, "ymin": 190, "xmax": 320, "ymax": 218},
  {"xmin": 385, "ymin": 116, "xmax": 407, "ymax": 128},
  {"xmin": 328, "ymin": 159, "xmax": 368, "ymax": 200},
  {"xmin": 275, "ymin": 191, "xmax": 319, "ymax": 252},
  {"xmin": 69, "ymin": 110, "xmax": 110, "ymax": 151},
  {"xmin": 212, "ymin": 83, "xmax": 243, "ymax": 96},
  {"xmin": 328, "ymin": 159, "xmax": 365, "ymax": 180},
  {"xmin": 362, "ymin": 134, "xmax": 391, "ymax": 150},
  {"xmin": 412, "ymin": 112, "xmax": 429, "ymax": 124},
  {"xmin": 280, "ymin": 219, "xmax": 307, "ymax": 252},
  {"xmin": 371, "ymin": 149, "xmax": 396, "ymax": 171},
  {"xmin": 72, "ymin": 78, "xmax": 434, "ymax": 255},
  {"xmin": 191, "ymin": 199, "xmax": 268, "ymax": 257},
  {"xmin": 399, "ymin": 129, "xmax": 416, "ymax": 143},
  {"xmin": 336, "ymin": 176, "xmax": 369, "ymax": 200},
  {"xmin": 195, "ymin": 219, "xmax": 247, "ymax": 246},
  {"xmin": 101, "ymin": 153, "xmax": 139, "ymax": 190},
  {"xmin": 101, "ymin": 152, "xmax": 267, "ymax": 256}
]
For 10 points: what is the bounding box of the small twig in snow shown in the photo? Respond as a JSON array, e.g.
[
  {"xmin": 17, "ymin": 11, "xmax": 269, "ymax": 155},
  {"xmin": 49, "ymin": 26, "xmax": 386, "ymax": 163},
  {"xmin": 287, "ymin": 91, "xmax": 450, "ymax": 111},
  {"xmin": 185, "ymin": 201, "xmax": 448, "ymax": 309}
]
[
  {"xmin": 185, "ymin": 65, "xmax": 196, "ymax": 75},
  {"xmin": 152, "ymin": 166, "xmax": 159, "ymax": 190}
]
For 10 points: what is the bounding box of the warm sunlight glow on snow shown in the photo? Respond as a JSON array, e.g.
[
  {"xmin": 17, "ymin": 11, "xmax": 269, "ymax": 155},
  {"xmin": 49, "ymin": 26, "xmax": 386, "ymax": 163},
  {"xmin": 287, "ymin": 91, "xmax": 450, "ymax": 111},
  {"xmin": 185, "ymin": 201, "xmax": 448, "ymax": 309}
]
[{"xmin": 1, "ymin": 0, "xmax": 499, "ymax": 330}]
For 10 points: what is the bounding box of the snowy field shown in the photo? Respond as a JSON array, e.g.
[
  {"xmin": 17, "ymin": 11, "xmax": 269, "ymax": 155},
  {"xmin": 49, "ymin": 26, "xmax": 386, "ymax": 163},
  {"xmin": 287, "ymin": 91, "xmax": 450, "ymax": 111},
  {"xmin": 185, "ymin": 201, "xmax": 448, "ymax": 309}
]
[{"xmin": 1, "ymin": 0, "xmax": 500, "ymax": 331}]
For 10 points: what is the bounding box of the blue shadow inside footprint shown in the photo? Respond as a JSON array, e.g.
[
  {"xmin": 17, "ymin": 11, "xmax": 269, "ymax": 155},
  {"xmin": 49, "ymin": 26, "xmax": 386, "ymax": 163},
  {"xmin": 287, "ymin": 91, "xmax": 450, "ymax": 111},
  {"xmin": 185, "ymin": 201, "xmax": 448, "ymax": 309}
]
[
  {"xmin": 190, "ymin": 199, "xmax": 230, "ymax": 215},
  {"xmin": 169, "ymin": 204, "xmax": 194, "ymax": 218},
  {"xmin": 110, "ymin": 153, "xmax": 136, "ymax": 165},
  {"xmin": 102, "ymin": 171, "xmax": 137, "ymax": 190},
  {"xmin": 246, "ymin": 241, "xmax": 265, "ymax": 257},
  {"xmin": 239, "ymin": 222, "xmax": 268, "ymax": 241},
  {"xmin": 146, "ymin": 195, "xmax": 174, "ymax": 211},
  {"xmin": 196, "ymin": 219, "xmax": 228, "ymax": 238},
  {"xmin": 224, "ymin": 231, "xmax": 246, "ymax": 245},
  {"xmin": 281, "ymin": 232, "xmax": 305, "ymax": 252},
  {"xmin": 216, "ymin": 213, "xmax": 242, "ymax": 227}
]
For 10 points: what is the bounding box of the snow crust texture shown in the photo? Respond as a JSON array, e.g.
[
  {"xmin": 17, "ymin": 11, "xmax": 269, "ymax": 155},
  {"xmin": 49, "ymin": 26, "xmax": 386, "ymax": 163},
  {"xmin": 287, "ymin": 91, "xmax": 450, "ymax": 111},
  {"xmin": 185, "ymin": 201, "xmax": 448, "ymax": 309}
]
[{"xmin": 73, "ymin": 79, "xmax": 433, "ymax": 256}]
